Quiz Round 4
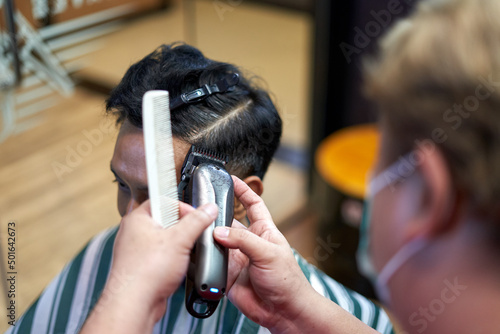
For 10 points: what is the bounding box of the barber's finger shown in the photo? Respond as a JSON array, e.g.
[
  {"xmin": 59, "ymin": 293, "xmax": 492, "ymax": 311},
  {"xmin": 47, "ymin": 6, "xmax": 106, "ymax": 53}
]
[
  {"xmin": 213, "ymin": 226, "xmax": 279, "ymax": 264},
  {"xmin": 225, "ymin": 221, "xmax": 248, "ymax": 280},
  {"xmin": 121, "ymin": 200, "xmax": 153, "ymax": 227},
  {"xmin": 231, "ymin": 176, "xmax": 274, "ymax": 228},
  {"xmin": 179, "ymin": 201, "xmax": 195, "ymax": 217},
  {"xmin": 225, "ymin": 247, "xmax": 249, "ymax": 291},
  {"xmin": 135, "ymin": 199, "xmax": 152, "ymax": 215},
  {"xmin": 231, "ymin": 219, "xmax": 248, "ymax": 230},
  {"xmin": 173, "ymin": 203, "xmax": 218, "ymax": 246}
]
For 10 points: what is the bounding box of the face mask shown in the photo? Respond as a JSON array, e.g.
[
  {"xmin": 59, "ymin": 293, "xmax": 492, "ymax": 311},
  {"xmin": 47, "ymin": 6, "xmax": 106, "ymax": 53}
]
[{"xmin": 357, "ymin": 156, "xmax": 427, "ymax": 305}]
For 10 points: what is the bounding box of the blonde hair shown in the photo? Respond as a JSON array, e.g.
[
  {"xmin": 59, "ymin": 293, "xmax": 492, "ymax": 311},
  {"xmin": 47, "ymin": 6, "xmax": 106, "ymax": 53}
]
[{"xmin": 364, "ymin": 0, "xmax": 500, "ymax": 221}]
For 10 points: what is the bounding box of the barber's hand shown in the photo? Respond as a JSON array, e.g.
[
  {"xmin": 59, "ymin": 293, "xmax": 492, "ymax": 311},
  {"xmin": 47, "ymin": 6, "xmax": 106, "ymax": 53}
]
[
  {"xmin": 214, "ymin": 177, "xmax": 377, "ymax": 334},
  {"xmin": 81, "ymin": 200, "xmax": 217, "ymax": 334},
  {"xmin": 213, "ymin": 176, "xmax": 314, "ymax": 333}
]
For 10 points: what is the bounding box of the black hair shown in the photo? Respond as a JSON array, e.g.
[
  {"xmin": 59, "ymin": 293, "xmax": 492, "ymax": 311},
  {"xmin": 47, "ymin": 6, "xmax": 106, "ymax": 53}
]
[{"xmin": 106, "ymin": 43, "xmax": 282, "ymax": 179}]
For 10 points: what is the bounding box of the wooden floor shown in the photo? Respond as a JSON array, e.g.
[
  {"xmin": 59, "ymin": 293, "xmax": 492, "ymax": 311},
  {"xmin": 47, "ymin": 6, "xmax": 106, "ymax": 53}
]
[{"xmin": 0, "ymin": 1, "xmax": 315, "ymax": 331}]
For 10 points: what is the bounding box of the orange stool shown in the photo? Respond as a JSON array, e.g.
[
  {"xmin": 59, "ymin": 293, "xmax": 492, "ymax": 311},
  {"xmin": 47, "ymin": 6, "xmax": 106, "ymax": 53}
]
[{"xmin": 316, "ymin": 123, "xmax": 379, "ymax": 200}]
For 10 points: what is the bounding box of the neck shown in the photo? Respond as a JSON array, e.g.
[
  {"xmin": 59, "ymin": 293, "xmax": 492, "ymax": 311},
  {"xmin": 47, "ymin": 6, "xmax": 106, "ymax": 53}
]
[
  {"xmin": 388, "ymin": 222, "xmax": 500, "ymax": 333},
  {"xmin": 402, "ymin": 276, "xmax": 500, "ymax": 334}
]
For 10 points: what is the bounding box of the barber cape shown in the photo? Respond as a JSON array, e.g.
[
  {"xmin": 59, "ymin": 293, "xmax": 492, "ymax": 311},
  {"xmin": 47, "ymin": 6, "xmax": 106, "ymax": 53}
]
[{"xmin": 7, "ymin": 226, "xmax": 394, "ymax": 334}]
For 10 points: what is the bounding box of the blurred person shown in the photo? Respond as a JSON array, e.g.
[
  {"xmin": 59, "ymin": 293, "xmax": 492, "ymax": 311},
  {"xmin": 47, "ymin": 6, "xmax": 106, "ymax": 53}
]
[
  {"xmin": 82, "ymin": 0, "xmax": 500, "ymax": 333},
  {"xmin": 208, "ymin": 0, "xmax": 500, "ymax": 333},
  {"xmin": 9, "ymin": 43, "xmax": 393, "ymax": 334}
]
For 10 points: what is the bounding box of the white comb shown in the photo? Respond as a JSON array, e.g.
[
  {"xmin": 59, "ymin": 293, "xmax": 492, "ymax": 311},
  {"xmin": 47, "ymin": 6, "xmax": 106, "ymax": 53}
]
[{"xmin": 142, "ymin": 90, "xmax": 179, "ymax": 228}]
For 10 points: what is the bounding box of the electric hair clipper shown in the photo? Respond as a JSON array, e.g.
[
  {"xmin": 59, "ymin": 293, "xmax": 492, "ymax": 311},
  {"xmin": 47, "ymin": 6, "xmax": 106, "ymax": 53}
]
[{"xmin": 178, "ymin": 146, "xmax": 234, "ymax": 318}]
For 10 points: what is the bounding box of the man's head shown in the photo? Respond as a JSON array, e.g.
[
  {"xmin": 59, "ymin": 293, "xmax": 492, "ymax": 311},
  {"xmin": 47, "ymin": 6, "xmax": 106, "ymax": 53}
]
[
  {"xmin": 361, "ymin": 0, "xmax": 500, "ymax": 320},
  {"xmin": 108, "ymin": 43, "xmax": 282, "ymax": 218}
]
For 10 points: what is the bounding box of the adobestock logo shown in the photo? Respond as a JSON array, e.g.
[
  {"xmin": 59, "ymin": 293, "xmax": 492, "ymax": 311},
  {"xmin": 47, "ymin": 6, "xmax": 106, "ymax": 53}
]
[
  {"xmin": 305, "ymin": 234, "xmax": 341, "ymax": 265},
  {"xmin": 406, "ymin": 277, "xmax": 467, "ymax": 333},
  {"xmin": 340, "ymin": 0, "xmax": 415, "ymax": 64},
  {"xmin": 92, "ymin": 269, "xmax": 135, "ymax": 314},
  {"xmin": 213, "ymin": 0, "xmax": 243, "ymax": 21},
  {"xmin": 51, "ymin": 119, "xmax": 114, "ymax": 182}
]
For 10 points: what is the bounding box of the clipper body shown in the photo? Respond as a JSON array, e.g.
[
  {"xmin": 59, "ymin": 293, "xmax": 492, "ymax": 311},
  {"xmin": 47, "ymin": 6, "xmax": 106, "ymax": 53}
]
[{"xmin": 179, "ymin": 147, "xmax": 234, "ymax": 318}]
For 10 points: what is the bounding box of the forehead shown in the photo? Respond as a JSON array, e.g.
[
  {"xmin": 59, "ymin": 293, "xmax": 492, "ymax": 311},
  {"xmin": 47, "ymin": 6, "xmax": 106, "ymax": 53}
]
[{"xmin": 111, "ymin": 120, "xmax": 191, "ymax": 182}]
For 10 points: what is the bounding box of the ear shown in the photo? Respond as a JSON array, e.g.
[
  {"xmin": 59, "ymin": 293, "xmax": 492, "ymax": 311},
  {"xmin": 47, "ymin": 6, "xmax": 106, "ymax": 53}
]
[
  {"xmin": 233, "ymin": 175, "xmax": 264, "ymax": 221},
  {"xmin": 404, "ymin": 144, "xmax": 459, "ymax": 241}
]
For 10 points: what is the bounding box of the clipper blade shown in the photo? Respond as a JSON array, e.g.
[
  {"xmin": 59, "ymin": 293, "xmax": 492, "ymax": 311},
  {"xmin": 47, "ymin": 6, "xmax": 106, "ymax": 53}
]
[{"xmin": 190, "ymin": 146, "xmax": 228, "ymax": 166}]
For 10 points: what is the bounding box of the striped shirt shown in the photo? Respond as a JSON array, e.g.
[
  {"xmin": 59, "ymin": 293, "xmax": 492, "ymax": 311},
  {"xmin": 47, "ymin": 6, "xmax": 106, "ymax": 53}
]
[{"xmin": 7, "ymin": 226, "xmax": 394, "ymax": 334}]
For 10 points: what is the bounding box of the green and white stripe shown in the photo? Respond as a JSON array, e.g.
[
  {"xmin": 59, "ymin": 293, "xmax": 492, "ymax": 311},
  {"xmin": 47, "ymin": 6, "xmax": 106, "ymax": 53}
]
[{"xmin": 8, "ymin": 226, "xmax": 394, "ymax": 334}]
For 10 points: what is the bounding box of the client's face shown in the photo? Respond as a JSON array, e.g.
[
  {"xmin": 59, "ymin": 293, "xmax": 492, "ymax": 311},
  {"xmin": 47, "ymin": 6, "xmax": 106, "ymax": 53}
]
[{"xmin": 110, "ymin": 120, "xmax": 191, "ymax": 217}]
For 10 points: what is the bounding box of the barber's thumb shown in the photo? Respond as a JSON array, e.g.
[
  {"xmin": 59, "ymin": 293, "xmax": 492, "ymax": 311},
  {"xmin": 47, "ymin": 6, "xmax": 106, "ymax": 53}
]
[
  {"xmin": 199, "ymin": 203, "xmax": 218, "ymax": 220},
  {"xmin": 178, "ymin": 203, "xmax": 218, "ymax": 235}
]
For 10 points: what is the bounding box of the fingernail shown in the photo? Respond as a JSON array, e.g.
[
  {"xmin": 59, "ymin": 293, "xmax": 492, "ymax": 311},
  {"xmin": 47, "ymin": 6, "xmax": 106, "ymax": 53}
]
[
  {"xmin": 214, "ymin": 226, "xmax": 230, "ymax": 238},
  {"xmin": 202, "ymin": 204, "xmax": 218, "ymax": 218}
]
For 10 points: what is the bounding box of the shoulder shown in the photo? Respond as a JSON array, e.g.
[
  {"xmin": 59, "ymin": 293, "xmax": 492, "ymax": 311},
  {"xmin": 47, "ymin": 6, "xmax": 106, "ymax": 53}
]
[
  {"xmin": 9, "ymin": 226, "xmax": 119, "ymax": 334},
  {"xmin": 293, "ymin": 250, "xmax": 395, "ymax": 334}
]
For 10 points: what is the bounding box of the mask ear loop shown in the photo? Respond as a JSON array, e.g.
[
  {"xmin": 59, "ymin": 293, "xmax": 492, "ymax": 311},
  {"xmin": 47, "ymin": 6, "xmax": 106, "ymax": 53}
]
[
  {"xmin": 361, "ymin": 152, "xmax": 421, "ymax": 304},
  {"xmin": 356, "ymin": 170, "xmax": 392, "ymax": 285},
  {"xmin": 375, "ymin": 238, "xmax": 428, "ymax": 305},
  {"xmin": 369, "ymin": 152, "xmax": 418, "ymax": 197}
]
